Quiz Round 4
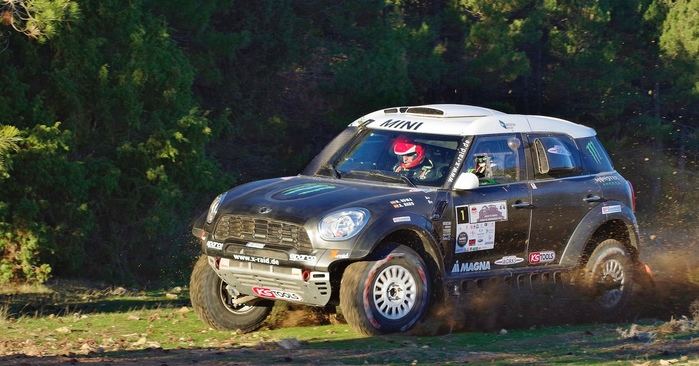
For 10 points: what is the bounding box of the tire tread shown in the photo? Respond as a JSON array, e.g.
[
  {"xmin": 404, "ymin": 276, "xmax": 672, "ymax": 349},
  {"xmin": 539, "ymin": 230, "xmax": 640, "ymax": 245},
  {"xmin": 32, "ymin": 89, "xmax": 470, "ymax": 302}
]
[
  {"xmin": 340, "ymin": 261, "xmax": 376, "ymax": 336},
  {"xmin": 189, "ymin": 256, "xmax": 271, "ymax": 333}
]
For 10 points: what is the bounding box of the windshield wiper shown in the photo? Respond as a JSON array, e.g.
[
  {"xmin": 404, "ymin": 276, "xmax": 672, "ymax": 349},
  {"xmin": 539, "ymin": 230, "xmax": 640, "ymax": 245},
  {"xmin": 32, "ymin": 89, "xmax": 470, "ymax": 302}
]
[
  {"xmin": 398, "ymin": 174, "xmax": 417, "ymax": 188},
  {"xmin": 344, "ymin": 170, "xmax": 416, "ymax": 188}
]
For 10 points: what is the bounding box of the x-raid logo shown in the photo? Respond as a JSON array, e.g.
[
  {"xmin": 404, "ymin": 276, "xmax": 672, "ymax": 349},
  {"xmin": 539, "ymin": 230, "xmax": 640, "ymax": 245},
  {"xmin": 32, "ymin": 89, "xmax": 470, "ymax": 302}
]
[
  {"xmin": 446, "ymin": 141, "xmax": 469, "ymax": 184},
  {"xmin": 378, "ymin": 119, "xmax": 424, "ymax": 131},
  {"xmin": 451, "ymin": 260, "xmax": 491, "ymax": 273}
]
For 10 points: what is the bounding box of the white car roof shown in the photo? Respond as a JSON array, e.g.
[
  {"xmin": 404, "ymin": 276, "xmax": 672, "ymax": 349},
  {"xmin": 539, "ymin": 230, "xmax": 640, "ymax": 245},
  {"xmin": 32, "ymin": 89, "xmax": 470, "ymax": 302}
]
[{"xmin": 349, "ymin": 104, "xmax": 596, "ymax": 138}]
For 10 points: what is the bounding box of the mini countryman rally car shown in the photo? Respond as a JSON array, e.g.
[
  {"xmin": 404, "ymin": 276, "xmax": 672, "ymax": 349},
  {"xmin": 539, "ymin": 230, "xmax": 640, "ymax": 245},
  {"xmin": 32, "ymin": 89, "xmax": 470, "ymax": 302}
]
[{"xmin": 190, "ymin": 104, "xmax": 649, "ymax": 335}]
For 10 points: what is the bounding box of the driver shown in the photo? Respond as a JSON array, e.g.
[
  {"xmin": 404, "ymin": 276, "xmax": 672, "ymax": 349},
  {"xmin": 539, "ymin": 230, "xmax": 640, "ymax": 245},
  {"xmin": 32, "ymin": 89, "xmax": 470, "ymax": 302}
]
[{"xmin": 392, "ymin": 135, "xmax": 435, "ymax": 181}]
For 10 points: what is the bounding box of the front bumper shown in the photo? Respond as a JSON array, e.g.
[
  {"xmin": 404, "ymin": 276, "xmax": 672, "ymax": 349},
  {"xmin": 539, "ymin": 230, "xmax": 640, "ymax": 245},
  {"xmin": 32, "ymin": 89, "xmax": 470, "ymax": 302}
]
[{"xmin": 206, "ymin": 256, "xmax": 332, "ymax": 307}]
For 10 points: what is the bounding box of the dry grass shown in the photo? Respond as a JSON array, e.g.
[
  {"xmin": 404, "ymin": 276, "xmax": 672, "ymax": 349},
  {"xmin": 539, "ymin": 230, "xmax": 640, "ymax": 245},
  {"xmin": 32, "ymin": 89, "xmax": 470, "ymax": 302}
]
[{"xmin": 0, "ymin": 283, "xmax": 52, "ymax": 295}]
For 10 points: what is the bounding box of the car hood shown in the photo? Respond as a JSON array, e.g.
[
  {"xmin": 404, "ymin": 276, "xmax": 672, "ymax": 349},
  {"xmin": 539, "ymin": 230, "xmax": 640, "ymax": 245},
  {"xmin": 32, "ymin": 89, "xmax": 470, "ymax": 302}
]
[{"xmin": 215, "ymin": 175, "xmax": 434, "ymax": 225}]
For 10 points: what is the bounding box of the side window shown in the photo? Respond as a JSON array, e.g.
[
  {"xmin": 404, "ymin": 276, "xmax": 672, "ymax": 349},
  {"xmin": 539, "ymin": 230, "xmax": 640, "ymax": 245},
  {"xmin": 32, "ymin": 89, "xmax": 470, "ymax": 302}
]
[
  {"xmin": 577, "ymin": 137, "xmax": 614, "ymax": 173},
  {"xmin": 530, "ymin": 134, "xmax": 582, "ymax": 179},
  {"xmin": 462, "ymin": 134, "xmax": 524, "ymax": 185}
]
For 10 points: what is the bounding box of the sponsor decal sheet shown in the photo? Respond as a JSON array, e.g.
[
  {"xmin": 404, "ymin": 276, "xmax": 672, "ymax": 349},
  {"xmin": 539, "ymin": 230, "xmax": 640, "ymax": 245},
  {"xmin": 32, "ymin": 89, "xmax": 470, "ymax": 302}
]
[{"xmin": 453, "ymin": 201, "xmax": 508, "ymax": 253}]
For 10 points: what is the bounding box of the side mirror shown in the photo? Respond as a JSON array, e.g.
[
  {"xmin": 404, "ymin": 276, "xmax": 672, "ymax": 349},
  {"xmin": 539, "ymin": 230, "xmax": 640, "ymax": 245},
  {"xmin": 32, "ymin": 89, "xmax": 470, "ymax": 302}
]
[{"xmin": 454, "ymin": 172, "xmax": 479, "ymax": 190}]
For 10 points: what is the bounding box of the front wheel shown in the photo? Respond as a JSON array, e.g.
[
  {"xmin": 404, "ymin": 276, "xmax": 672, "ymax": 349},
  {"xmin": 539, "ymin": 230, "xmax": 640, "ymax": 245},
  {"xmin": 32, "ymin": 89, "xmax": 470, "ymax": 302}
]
[
  {"xmin": 340, "ymin": 244, "xmax": 430, "ymax": 335},
  {"xmin": 189, "ymin": 256, "xmax": 273, "ymax": 332},
  {"xmin": 583, "ymin": 239, "xmax": 636, "ymax": 318}
]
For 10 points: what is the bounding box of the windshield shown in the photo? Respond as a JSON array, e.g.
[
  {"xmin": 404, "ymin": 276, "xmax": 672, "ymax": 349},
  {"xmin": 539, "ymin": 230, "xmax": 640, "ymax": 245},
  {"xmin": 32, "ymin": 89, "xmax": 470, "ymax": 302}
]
[{"xmin": 334, "ymin": 130, "xmax": 462, "ymax": 187}]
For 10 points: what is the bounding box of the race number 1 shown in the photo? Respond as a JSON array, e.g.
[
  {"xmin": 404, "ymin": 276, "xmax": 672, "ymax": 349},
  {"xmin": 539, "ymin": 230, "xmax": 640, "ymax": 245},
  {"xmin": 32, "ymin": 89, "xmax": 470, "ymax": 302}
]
[{"xmin": 456, "ymin": 206, "xmax": 469, "ymax": 224}]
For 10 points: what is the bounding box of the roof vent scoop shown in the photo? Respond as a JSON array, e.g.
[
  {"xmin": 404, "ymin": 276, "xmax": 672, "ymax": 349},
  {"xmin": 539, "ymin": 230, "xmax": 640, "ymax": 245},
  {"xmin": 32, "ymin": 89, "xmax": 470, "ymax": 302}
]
[
  {"xmin": 405, "ymin": 107, "xmax": 445, "ymax": 116},
  {"xmin": 384, "ymin": 107, "xmax": 410, "ymax": 114}
]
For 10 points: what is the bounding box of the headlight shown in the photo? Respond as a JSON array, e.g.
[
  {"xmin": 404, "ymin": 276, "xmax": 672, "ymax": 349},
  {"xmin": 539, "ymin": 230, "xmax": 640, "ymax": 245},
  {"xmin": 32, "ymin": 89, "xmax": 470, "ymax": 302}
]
[
  {"xmin": 206, "ymin": 192, "xmax": 226, "ymax": 224},
  {"xmin": 319, "ymin": 208, "xmax": 370, "ymax": 241}
]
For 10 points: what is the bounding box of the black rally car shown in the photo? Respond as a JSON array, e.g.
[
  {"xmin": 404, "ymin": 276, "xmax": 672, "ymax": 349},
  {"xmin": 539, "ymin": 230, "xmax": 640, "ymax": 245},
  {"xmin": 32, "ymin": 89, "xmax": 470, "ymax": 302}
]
[{"xmin": 190, "ymin": 104, "xmax": 648, "ymax": 335}]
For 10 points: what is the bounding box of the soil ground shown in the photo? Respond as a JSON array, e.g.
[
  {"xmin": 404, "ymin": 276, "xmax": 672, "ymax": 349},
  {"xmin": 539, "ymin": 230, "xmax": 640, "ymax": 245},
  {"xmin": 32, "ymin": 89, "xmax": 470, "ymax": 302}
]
[{"xmin": 1, "ymin": 228, "xmax": 698, "ymax": 365}]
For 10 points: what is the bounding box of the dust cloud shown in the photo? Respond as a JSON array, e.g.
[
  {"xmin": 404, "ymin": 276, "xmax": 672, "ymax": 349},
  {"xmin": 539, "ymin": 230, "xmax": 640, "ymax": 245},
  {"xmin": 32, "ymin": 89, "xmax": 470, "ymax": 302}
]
[{"xmin": 268, "ymin": 227, "xmax": 699, "ymax": 335}]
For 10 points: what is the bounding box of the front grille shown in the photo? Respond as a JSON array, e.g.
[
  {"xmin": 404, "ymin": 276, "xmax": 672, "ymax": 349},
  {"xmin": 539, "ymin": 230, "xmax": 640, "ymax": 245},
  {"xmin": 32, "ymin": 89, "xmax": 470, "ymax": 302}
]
[{"xmin": 214, "ymin": 215, "xmax": 312, "ymax": 250}]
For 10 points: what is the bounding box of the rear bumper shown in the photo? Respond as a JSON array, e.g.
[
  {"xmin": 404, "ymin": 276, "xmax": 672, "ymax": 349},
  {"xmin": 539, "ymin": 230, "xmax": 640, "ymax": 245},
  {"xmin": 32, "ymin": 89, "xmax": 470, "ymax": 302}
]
[{"xmin": 206, "ymin": 256, "xmax": 332, "ymax": 307}]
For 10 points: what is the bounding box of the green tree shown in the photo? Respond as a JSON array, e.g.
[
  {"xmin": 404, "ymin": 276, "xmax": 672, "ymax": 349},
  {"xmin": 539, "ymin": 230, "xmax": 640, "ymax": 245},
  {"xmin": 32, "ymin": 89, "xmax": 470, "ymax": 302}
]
[
  {"xmin": 659, "ymin": 0, "xmax": 699, "ymax": 95},
  {"xmin": 0, "ymin": 0, "xmax": 228, "ymax": 284},
  {"xmin": 0, "ymin": 125, "xmax": 20, "ymax": 178},
  {"xmin": 0, "ymin": 0, "xmax": 78, "ymax": 42}
]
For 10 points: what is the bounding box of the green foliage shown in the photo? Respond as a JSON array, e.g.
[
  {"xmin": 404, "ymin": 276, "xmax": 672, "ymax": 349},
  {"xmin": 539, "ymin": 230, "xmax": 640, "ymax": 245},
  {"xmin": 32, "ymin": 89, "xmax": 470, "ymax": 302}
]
[
  {"xmin": 0, "ymin": 125, "xmax": 21, "ymax": 178},
  {"xmin": 0, "ymin": 0, "xmax": 229, "ymax": 284},
  {"xmin": 659, "ymin": 0, "xmax": 699, "ymax": 96},
  {"xmin": 0, "ymin": 225, "xmax": 52, "ymax": 284},
  {"xmin": 0, "ymin": 0, "xmax": 79, "ymax": 42},
  {"xmin": 0, "ymin": 123, "xmax": 90, "ymax": 283},
  {"xmin": 0, "ymin": 0, "xmax": 696, "ymax": 285},
  {"xmin": 660, "ymin": 0, "xmax": 699, "ymax": 59}
]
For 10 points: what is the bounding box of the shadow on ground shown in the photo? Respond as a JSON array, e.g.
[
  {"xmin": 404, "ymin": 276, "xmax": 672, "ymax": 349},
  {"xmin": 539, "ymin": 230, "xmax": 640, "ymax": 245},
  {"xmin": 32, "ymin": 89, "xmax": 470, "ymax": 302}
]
[{"xmin": 0, "ymin": 283, "xmax": 190, "ymax": 318}]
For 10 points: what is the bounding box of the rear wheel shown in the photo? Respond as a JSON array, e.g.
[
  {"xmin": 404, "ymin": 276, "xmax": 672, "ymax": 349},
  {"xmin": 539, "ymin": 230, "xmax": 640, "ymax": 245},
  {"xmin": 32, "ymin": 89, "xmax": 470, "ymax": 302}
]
[
  {"xmin": 189, "ymin": 256, "xmax": 273, "ymax": 332},
  {"xmin": 583, "ymin": 239, "xmax": 635, "ymax": 318},
  {"xmin": 340, "ymin": 244, "xmax": 430, "ymax": 335}
]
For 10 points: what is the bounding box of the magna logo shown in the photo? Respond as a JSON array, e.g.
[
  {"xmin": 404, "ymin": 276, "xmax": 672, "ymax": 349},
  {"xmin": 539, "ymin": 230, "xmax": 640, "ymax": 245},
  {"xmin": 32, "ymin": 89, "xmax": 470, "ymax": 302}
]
[
  {"xmin": 528, "ymin": 251, "xmax": 556, "ymax": 264},
  {"xmin": 252, "ymin": 287, "xmax": 303, "ymax": 302},
  {"xmin": 451, "ymin": 260, "xmax": 490, "ymax": 273}
]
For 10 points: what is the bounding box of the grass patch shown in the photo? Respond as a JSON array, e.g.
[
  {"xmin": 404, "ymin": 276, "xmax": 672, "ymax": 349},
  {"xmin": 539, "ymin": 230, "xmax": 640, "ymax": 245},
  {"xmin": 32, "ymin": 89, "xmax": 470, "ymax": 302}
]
[{"xmin": 1, "ymin": 287, "xmax": 699, "ymax": 365}]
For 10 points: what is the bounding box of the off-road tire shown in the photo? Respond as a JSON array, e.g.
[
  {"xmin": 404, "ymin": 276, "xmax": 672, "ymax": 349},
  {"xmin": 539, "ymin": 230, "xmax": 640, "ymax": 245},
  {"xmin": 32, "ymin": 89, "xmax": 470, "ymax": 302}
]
[
  {"xmin": 583, "ymin": 239, "xmax": 635, "ymax": 319},
  {"xmin": 340, "ymin": 244, "xmax": 430, "ymax": 335},
  {"xmin": 189, "ymin": 256, "xmax": 273, "ymax": 332}
]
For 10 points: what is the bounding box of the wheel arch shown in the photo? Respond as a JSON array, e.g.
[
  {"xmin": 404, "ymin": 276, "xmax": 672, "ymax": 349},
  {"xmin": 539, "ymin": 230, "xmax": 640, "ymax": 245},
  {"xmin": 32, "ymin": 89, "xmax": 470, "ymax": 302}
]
[
  {"xmin": 340, "ymin": 214, "xmax": 445, "ymax": 299},
  {"xmin": 580, "ymin": 219, "xmax": 639, "ymax": 263},
  {"xmin": 560, "ymin": 202, "xmax": 640, "ymax": 267},
  {"xmin": 379, "ymin": 228, "xmax": 444, "ymax": 282}
]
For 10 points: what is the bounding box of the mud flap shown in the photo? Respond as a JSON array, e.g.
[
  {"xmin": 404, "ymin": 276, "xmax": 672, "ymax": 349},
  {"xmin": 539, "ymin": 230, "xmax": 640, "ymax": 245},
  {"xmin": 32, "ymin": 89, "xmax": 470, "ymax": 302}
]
[{"xmin": 634, "ymin": 261, "xmax": 655, "ymax": 290}]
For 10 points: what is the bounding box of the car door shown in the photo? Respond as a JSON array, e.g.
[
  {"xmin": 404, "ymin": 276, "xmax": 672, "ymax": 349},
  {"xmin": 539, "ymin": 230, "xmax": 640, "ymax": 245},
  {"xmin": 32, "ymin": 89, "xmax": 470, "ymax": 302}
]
[
  {"xmin": 525, "ymin": 133, "xmax": 603, "ymax": 266},
  {"xmin": 447, "ymin": 133, "xmax": 532, "ymax": 275}
]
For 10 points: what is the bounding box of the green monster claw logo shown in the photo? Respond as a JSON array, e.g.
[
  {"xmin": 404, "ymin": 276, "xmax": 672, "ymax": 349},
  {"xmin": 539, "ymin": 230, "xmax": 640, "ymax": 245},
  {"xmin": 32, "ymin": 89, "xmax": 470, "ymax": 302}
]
[
  {"xmin": 586, "ymin": 142, "xmax": 602, "ymax": 164},
  {"xmin": 275, "ymin": 183, "xmax": 337, "ymax": 199}
]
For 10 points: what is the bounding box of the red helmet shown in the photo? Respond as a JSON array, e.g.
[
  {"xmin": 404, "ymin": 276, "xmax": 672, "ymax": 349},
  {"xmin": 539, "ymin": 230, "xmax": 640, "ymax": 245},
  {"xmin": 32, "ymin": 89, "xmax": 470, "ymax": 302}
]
[{"xmin": 393, "ymin": 135, "xmax": 425, "ymax": 169}]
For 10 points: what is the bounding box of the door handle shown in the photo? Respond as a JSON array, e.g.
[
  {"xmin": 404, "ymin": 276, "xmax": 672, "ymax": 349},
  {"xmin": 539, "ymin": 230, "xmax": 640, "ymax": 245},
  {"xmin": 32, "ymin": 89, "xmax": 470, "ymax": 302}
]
[
  {"xmin": 583, "ymin": 195, "xmax": 606, "ymax": 203},
  {"xmin": 512, "ymin": 201, "xmax": 535, "ymax": 209}
]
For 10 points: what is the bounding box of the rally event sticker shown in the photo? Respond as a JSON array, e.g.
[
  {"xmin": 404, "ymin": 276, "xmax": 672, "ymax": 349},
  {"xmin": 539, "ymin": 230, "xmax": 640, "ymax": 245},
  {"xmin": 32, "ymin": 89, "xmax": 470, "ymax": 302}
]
[
  {"xmin": 602, "ymin": 205, "xmax": 622, "ymax": 214},
  {"xmin": 468, "ymin": 201, "xmax": 508, "ymax": 223}
]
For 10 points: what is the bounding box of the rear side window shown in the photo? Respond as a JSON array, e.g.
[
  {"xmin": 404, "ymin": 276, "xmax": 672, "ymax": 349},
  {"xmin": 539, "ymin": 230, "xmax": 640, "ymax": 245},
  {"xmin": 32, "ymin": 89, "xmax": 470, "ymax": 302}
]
[
  {"xmin": 530, "ymin": 134, "xmax": 582, "ymax": 179},
  {"xmin": 577, "ymin": 137, "xmax": 614, "ymax": 173}
]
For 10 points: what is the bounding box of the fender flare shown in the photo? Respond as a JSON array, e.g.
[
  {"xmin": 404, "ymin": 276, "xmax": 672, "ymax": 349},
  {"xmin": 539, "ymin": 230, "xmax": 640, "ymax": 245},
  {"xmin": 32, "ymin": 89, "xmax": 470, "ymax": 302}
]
[
  {"xmin": 352, "ymin": 213, "xmax": 445, "ymax": 276},
  {"xmin": 559, "ymin": 201, "xmax": 640, "ymax": 267}
]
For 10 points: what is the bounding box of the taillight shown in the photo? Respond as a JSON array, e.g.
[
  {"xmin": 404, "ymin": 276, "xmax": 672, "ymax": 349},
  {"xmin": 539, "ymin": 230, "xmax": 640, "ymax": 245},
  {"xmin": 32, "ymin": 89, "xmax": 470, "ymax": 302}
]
[{"xmin": 627, "ymin": 180, "xmax": 636, "ymax": 212}]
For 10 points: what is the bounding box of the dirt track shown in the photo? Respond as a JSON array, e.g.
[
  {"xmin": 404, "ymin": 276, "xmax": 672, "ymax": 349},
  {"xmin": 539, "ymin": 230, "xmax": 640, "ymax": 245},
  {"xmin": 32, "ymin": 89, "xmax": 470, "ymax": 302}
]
[
  {"xmin": 2, "ymin": 322, "xmax": 699, "ymax": 365},
  {"xmin": 1, "ymin": 228, "xmax": 698, "ymax": 365}
]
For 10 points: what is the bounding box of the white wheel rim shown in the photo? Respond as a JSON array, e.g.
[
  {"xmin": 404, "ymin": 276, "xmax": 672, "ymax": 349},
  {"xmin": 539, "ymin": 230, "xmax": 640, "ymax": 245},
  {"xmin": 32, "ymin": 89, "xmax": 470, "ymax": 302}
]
[
  {"xmin": 372, "ymin": 265, "xmax": 417, "ymax": 320},
  {"xmin": 597, "ymin": 258, "xmax": 625, "ymax": 309},
  {"xmin": 218, "ymin": 280, "xmax": 255, "ymax": 315}
]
